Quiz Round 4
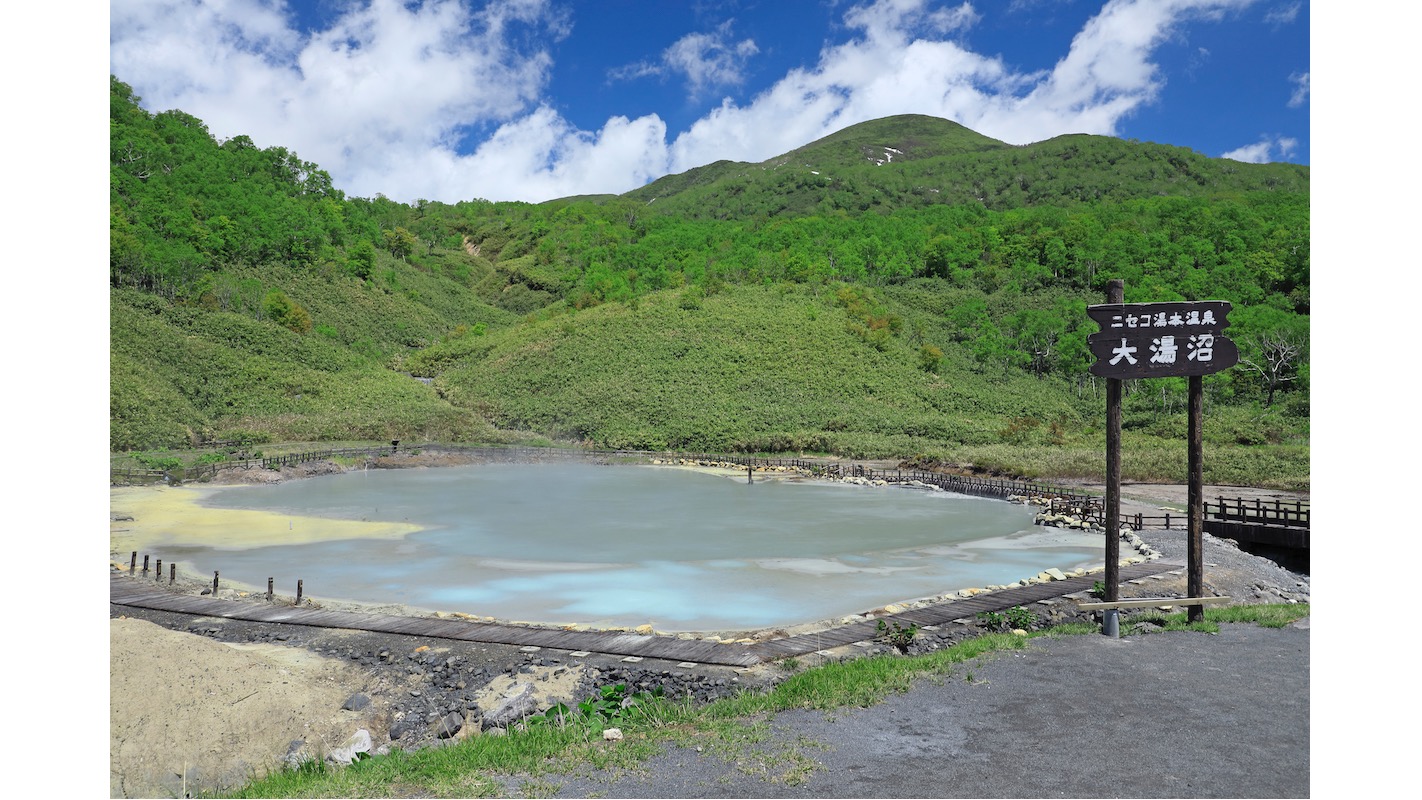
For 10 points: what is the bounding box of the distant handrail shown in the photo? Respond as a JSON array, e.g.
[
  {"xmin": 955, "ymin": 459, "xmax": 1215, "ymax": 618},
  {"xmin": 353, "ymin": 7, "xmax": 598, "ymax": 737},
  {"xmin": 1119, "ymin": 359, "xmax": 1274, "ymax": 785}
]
[{"xmin": 1206, "ymin": 496, "xmax": 1310, "ymax": 529}]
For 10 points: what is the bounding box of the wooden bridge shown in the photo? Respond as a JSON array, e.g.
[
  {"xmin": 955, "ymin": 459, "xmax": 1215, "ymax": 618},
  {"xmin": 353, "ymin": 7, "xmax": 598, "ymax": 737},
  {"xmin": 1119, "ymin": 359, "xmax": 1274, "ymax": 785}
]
[
  {"xmin": 1202, "ymin": 496, "xmax": 1309, "ymax": 550},
  {"xmin": 112, "ymin": 562, "xmax": 1183, "ymax": 668}
]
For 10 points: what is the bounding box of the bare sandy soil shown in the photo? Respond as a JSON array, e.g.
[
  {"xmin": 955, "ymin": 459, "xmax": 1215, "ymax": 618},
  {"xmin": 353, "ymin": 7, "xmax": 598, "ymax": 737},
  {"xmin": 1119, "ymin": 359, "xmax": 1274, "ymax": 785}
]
[{"xmin": 109, "ymin": 617, "xmax": 369, "ymax": 798}]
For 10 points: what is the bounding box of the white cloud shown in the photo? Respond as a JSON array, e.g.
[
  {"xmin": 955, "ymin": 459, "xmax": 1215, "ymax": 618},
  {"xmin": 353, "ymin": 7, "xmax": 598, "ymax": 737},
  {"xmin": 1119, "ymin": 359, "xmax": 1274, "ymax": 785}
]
[
  {"xmin": 1264, "ymin": 1, "xmax": 1301, "ymax": 25},
  {"xmin": 110, "ymin": 0, "xmax": 1266, "ymax": 203},
  {"xmin": 111, "ymin": 0, "xmax": 565, "ymax": 199},
  {"xmin": 1221, "ymin": 134, "xmax": 1295, "ymax": 163},
  {"xmin": 609, "ymin": 20, "xmax": 760, "ymax": 100},
  {"xmin": 1288, "ymin": 71, "xmax": 1309, "ymax": 107},
  {"xmin": 663, "ymin": 22, "xmax": 760, "ymax": 98}
]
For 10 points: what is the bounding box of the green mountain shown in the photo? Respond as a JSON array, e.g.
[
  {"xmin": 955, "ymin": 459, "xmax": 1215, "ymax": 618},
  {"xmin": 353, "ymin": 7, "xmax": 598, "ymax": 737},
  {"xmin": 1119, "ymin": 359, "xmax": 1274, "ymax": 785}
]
[
  {"xmin": 623, "ymin": 114, "xmax": 1307, "ymax": 219},
  {"xmin": 109, "ymin": 77, "xmax": 1309, "ymax": 487}
]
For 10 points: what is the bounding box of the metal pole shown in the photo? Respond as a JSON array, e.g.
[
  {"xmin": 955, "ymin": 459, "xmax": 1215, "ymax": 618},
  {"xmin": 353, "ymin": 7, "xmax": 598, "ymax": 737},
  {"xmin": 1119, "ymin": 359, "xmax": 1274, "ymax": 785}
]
[{"xmin": 1187, "ymin": 374, "xmax": 1205, "ymax": 623}]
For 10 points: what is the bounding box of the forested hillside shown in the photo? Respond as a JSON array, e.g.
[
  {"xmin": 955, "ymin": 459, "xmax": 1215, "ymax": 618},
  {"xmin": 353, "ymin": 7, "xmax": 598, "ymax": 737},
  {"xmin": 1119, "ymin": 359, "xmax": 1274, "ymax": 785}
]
[{"xmin": 109, "ymin": 76, "xmax": 1309, "ymax": 487}]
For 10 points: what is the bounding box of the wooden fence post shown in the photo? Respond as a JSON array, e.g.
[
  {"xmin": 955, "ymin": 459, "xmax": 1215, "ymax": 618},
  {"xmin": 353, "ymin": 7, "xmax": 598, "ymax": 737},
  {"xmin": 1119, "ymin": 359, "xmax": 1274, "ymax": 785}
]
[
  {"xmin": 130, "ymin": 552, "xmax": 137, "ymax": 575},
  {"xmin": 169, "ymin": 563, "xmax": 175, "ymax": 584},
  {"xmin": 154, "ymin": 559, "xmax": 161, "ymax": 580},
  {"xmin": 212, "ymin": 571, "xmax": 219, "ymax": 594},
  {"xmin": 142, "ymin": 555, "xmax": 149, "ymax": 575},
  {"xmin": 296, "ymin": 579, "xmax": 303, "ymax": 606},
  {"xmin": 267, "ymin": 578, "xmax": 274, "ymax": 601}
]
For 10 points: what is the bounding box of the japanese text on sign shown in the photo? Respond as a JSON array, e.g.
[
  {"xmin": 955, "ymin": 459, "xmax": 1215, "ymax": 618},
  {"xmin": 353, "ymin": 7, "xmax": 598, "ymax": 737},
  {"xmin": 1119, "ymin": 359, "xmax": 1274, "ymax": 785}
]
[{"xmin": 1086, "ymin": 301, "xmax": 1237, "ymax": 379}]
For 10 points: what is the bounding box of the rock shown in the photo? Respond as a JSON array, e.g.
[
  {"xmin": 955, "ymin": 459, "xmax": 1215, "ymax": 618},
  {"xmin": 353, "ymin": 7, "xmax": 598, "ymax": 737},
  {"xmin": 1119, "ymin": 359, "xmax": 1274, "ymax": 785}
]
[
  {"xmin": 1043, "ymin": 568, "xmax": 1067, "ymax": 581},
  {"xmin": 282, "ymin": 740, "xmax": 308, "ymax": 769},
  {"xmin": 324, "ymin": 729, "xmax": 372, "ymax": 765},
  {"xmin": 341, "ymin": 693, "xmax": 372, "ymax": 711},
  {"xmin": 389, "ymin": 717, "xmax": 423, "ymax": 741},
  {"xmin": 483, "ymin": 684, "xmax": 538, "ymax": 730},
  {"xmin": 634, "ymin": 624, "xmax": 654, "ymax": 635},
  {"xmin": 435, "ymin": 712, "xmax": 464, "ymax": 739},
  {"xmin": 603, "ymin": 728, "xmax": 624, "ymax": 741}
]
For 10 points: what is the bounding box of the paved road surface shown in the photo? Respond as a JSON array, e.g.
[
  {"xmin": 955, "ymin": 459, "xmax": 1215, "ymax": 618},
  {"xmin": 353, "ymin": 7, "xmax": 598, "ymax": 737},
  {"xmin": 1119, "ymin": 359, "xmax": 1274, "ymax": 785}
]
[{"xmin": 528, "ymin": 622, "xmax": 1309, "ymax": 798}]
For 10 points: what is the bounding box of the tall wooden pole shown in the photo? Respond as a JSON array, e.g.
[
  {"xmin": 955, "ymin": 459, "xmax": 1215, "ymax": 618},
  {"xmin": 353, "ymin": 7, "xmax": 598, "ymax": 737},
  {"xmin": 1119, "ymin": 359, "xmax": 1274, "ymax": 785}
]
[
  {"xmin": 1187, "ymin": 374, "xmax": 1205, "ymax": 623},
  {"xmin": 1104, "ymin": 280, "xmax": 1123, "ymax": 610}
]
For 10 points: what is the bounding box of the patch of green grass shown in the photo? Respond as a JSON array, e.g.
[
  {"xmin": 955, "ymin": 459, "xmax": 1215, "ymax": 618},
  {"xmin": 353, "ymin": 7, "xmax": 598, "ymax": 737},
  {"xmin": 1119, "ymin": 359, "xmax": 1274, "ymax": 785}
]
[{"xmin": 1125, "ymin": 602, "xmax": 1310, "ymax": 634}]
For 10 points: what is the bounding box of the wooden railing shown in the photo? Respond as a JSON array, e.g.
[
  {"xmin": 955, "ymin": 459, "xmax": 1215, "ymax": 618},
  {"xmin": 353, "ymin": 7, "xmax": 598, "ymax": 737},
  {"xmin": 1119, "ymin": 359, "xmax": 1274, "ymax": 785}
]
[{"xmin": 1206, "ymin": 497, "xmax": 1310, "ymax": 530}]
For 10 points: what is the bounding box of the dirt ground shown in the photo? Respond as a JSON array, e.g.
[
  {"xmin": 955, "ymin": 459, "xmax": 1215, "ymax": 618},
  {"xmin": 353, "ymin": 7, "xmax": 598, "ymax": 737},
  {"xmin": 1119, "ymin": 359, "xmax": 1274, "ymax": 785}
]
[
  {"xmin": 108, "ymin": 463, "xmax": 1310, "ymax": 798},
  {"xmin": 109, "ymin": 617, "xmax": 370, "ymax": 798}
]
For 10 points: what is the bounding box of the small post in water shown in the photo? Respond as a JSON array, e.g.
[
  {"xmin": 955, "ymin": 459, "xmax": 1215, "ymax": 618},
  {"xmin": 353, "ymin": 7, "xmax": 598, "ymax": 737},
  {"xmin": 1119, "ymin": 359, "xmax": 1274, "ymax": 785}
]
[
  {"xmin": 267, "ymin": 577, "xmax": 274, "ymax": 601},
  {"xmin": 130, "ymin": 552, "xmax": 137, "ymax": 575},
  {"xmin": 296, "ymin": 579, "xmax": 304, "ymax": 606},
  {"xmin": 155, "ymin": 559, "xmax": 161, "ymax": 580},
  {"xmin": 169, "ymin": 563, "xmax": 175, "ymax": 584},
  {"xmin": 212, "ymin": 570, "xmax": 219, "ymax": 594},
  {"xmin": 142, "ymin": 554, "xmax": 150, "ymax": 575}
]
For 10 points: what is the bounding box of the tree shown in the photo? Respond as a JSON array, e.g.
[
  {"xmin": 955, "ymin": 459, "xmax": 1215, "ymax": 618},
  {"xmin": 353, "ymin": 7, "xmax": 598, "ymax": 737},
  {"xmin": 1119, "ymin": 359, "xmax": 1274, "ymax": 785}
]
[
  {"xmin": 1004, "ymin": 307, "xmax": 1064, "ymax": 378},
  {"xmin": 1229, "ymin": 305, "xmax": 1309, "ymax": 407},
  {"xmin": 348, "ymin": 240, "xmax": 377, "ymax": 280},
  {"xmin": 1239, "ymin": 329, "xmax": 1306, "ymax": 407},
  {"xmin": 383, "ymin": 226, "xmax": 417, "ymax": 260},
  {"xmin": 262, "ymin": 290, "xmax": 313, "ymax": 334}
]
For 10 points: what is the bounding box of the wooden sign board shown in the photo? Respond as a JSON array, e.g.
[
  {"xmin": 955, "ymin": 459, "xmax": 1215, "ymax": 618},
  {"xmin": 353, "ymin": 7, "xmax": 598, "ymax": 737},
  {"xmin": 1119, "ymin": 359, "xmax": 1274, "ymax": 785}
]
[{"xmin": 1086, "ymin": 301, "xmax": 1238, "ymax": 379}]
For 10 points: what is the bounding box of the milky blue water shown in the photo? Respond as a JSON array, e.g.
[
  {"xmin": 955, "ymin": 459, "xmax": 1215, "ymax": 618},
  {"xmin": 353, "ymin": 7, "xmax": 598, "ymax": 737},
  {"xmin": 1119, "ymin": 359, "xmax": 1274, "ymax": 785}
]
[{"xmin": 168, "ymin": 463, "xmax": 1104, "ymax": 631}]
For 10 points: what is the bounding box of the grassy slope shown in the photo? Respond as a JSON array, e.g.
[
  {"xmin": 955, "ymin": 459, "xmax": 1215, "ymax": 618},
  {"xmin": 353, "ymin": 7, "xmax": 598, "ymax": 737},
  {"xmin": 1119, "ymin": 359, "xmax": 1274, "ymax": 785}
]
[
  {"xmin": 109, "ymin": 255, "xmax": 523, "ymax": 449},
  {"xmin": 427, "ymin": 283, "xmax": 1091, "ymax": 454},
  {"xmin": 411, "ymin": 281, "xmax": 1307, "ymax": 490}
]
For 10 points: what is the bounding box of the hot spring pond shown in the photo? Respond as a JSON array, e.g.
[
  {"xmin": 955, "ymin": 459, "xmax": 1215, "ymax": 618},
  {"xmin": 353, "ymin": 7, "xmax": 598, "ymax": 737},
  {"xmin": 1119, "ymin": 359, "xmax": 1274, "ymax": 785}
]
[{"xmin": 170, "ymin": 462, "xmax": 1105, "ymax": 631}]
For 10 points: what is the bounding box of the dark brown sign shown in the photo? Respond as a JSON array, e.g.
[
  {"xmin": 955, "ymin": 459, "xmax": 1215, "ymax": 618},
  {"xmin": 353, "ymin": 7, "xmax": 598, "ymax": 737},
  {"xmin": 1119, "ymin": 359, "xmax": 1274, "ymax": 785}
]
[{"xmin": 1086, "ymin": 301, "xmax": 1237, "ymax": 378}]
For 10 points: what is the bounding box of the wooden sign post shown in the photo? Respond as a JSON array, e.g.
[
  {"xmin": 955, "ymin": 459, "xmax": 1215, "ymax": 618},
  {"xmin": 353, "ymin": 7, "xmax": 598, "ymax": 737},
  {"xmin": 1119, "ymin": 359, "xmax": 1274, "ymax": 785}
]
[{"xmin": 1087, "ymin": 283, "xmax": 1238, "ymax": 628}]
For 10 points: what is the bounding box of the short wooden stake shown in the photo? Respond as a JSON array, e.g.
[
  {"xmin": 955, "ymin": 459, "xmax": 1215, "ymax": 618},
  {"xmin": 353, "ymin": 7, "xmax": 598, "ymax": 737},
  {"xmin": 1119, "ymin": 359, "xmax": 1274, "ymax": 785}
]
[
  {"xmin": 296, "ymin": 579, "xmax": 303, "ymax": 606},
  {"xmin": 154, "ymin": 558, "xmax": 162, "ymax": 580},
  {"xmin": 267, "ymin": 577, "xmax": 274, "ymax": 601},
  {"xmin": 130, "ymin": 552, "xmax": 137, "ymax": 575},
  {"xmin": 169, "ymin": 563, "xmax": 176, "ymax": 584},
  {"xmin": 212, "ymin": 570, "xmax": 220, "ymax": 594},
  {"xmin": 142, "ymin": 555, "xmax": 150, "ymax": 575}
]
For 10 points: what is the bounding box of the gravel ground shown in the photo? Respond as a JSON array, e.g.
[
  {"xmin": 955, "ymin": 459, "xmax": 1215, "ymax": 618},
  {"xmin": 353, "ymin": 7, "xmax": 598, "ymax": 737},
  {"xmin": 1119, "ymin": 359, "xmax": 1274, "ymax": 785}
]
[{"xmin": 532, "ymin": 621, "xmax": 1310, "ymax": 799}]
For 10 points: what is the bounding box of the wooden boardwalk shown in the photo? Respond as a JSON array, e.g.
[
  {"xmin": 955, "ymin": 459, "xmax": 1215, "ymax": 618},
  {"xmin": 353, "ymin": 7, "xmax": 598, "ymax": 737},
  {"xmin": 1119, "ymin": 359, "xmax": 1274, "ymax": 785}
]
[{"xmin": 112, "ymin": 562, "xmax": 1184, "ymax": 668}]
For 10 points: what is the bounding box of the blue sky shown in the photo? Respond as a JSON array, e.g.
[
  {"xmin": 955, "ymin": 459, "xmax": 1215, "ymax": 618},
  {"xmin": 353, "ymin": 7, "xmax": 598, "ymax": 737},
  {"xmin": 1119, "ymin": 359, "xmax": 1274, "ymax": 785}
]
[{"xmin": 108, "ymin": 0, "xmax": 1310, "ymax": 204}]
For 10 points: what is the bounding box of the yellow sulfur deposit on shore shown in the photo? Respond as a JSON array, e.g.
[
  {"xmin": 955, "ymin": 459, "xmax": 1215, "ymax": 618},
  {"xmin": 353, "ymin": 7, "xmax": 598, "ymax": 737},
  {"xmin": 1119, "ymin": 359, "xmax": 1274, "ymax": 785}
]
[{"xmin": 110, "ymin": 484, "xmax": 424, "ymax": 557}]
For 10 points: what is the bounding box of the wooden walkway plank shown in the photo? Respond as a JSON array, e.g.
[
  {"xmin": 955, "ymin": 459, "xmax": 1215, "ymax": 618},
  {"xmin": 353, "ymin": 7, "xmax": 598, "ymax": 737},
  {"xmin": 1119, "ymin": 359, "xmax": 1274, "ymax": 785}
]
[{"xmin": 112, "ymin": 561, "xmax": 1185, "ymax": 667}]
